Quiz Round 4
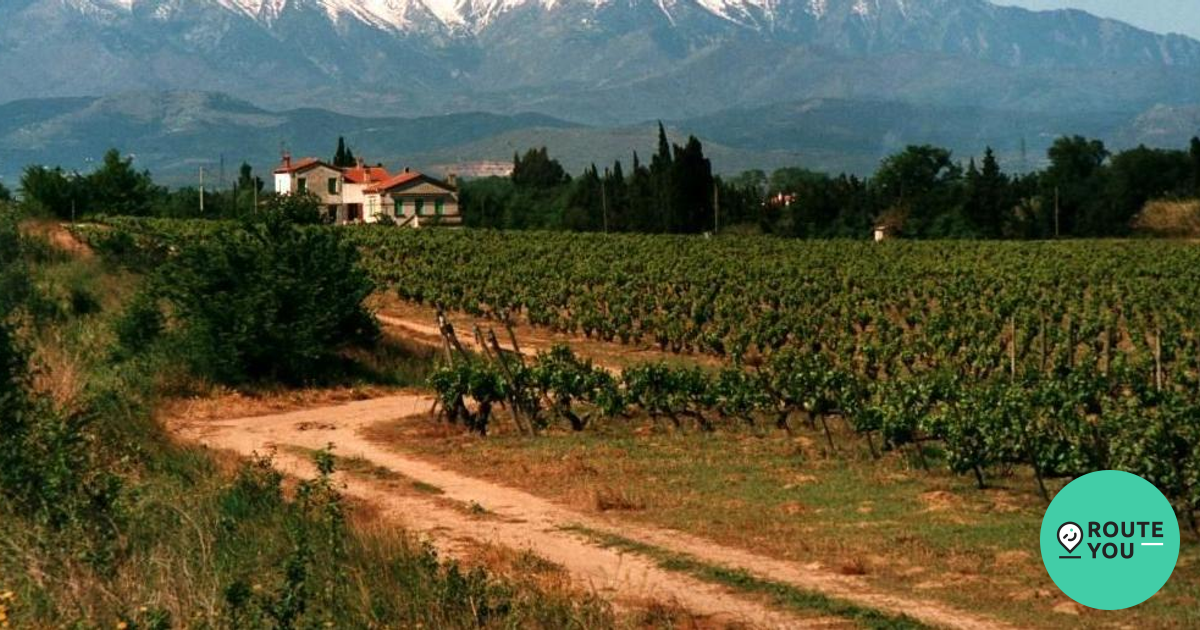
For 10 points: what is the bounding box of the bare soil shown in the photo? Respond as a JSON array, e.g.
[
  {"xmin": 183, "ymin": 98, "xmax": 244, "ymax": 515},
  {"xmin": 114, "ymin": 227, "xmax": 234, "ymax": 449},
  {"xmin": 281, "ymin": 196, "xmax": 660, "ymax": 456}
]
[{"xmin": 167, "ymin": 394, "xmax": 1015, "ymax": 630}]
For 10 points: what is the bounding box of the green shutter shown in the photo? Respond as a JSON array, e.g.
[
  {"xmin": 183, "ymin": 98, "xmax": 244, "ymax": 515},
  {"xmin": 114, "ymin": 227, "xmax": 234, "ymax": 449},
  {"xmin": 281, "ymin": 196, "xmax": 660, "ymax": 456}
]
[
  {"xmin": 435, "ymin": 199, "xmax": 445, "ymax": 216},
  {"xmin": 416, "ymin": 199, "xmax": 425, "ymax": 216}
]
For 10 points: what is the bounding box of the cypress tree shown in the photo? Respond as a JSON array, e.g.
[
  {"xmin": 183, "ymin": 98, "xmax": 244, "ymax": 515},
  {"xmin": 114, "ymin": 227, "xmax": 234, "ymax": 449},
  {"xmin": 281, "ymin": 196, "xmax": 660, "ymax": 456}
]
[
  {"xmin": 670, "ymin": 136, "xmax": 715, "ymax": 233},
  {"xmin": 650, "ymin": 123, "xmax": 675, "ymax": 232},
  {"xmin": 1191, "ymin": 136, "xmax": 1200, "ymax": 194},
  {"xmin": 334, "ymin": 137, "xmax": 347, "ymax": 167},
  {"xmin": 964, "ymin": 147, "xmax": 1009, "ymax": 237}
]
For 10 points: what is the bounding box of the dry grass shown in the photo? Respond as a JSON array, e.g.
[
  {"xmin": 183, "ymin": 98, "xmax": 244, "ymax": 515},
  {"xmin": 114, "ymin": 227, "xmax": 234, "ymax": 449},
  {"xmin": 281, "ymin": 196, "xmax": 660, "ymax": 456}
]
[
  {"xmin": 1132, "ymin": 199, "xmax": 1200, "ymax": 238},
  {"xmin": 158, "ymin": 385, "xmax": 410, "ymax": 424},
  {"xmin": 365, "ymin": 411, "xmax": 1200, "ymax": 630}
]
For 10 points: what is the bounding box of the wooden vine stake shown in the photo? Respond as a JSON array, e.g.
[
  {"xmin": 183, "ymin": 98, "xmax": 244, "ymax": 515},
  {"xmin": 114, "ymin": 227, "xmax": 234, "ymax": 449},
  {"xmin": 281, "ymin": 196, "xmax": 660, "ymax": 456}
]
[
  {"xmin": 1009, "ymin": 315, "xmax": 1017, "ymax": 382},
  {"xmin": 437, "ymin": 311, "xmax": 455, "ymax": 365},
  {"xmin": 1101, "ymin": 326, "xmax": 1111, "ymax": 376},
  {"xmin": 1066, "ymin": 314, "xmax": 1075, "ymax": 369},
  {"xmin": 1155, "ymin": 327, "xmax": 1163, "ymax": 393},
  {"xmin": 1195, "ymin": 331, "xmax": 1200, "ymax": 397},
  {"xmin": 1040, "ymin": 313, "xmax": 1049, "ymax": 374}
]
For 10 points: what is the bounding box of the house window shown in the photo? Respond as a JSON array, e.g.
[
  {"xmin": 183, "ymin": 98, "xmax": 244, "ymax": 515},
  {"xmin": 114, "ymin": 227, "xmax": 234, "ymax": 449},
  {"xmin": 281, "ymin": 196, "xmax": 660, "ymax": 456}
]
[
  {"xmin": 328, "ymin": 177, "xmax": 338, "ymax": 195},
  {"xmin": 415, "ymin": 199, "xmax": 425, "ymax": 216},
  {"xmin": 297, "ymin": 177, "xmax": 307, "ymax": 193},
  {"xmin": 435, "ymin": 199, "xmax": 445, "ymax": 216}
]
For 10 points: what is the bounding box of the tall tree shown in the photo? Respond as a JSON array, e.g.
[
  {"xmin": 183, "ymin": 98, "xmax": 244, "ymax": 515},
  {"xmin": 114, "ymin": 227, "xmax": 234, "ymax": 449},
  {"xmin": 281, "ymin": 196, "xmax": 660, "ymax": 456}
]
[
  {"xmin": 669, "ymin": 136, "xmax": 715, "ymax": 233},
  {"xmin": 0, "ymin": 181, "xmax": 11, "ymax": 203},
  {"xmin": 332, "ymin": 136, "xmax": 357, "ymax": 168},
  {"xmin": 963, "ymin": 147, "xmax": 1010, "ymax": 237},
  {"xmin": 1105, "ymin": 145, "xmax": 1192, "ymax": 234},
  {"xmin": 87, "ymin": 149, "xmax": 156, "ymax": 215},
  {"xmin": 236, "ymin": 162, "xmax": 265, "ymax": 194},
  {"xmin": 650, "ymin": 122, "xmax": 675, "ymax": 232},
  {"xmin": 512, "ymin": 147, "xmax": 568, "ymax": 189},
  {"xmin": 21, "ymin": 166, "xmax": 80, "ymax": 218},
  {"xmin": 628, "ymin": 152, "xmax": 655, "ymax": 233},
  {"xmin": 1191, "ymin": 136, "xmax": 1200, "ymax": 194},
  {"xmin": 873, "ymin": 145, "xmax": 961, "ymax": 235},
  {"xmin": 1043, "ymin": 136, "xmax": 1109, "ymax": 236},
  {"xmin": 604, "ymin": 160, "xmax": 629, "ymax": 232},
  {"xmin": 564, "ymin": 165, "xmax": 603, "ymax": 231}
]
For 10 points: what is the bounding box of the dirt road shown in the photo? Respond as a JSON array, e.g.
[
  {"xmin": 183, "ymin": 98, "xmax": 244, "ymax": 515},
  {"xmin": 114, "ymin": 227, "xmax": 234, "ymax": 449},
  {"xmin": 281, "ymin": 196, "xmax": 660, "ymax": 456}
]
[{"xmin": 171, "ymin": 394, "xmax": 1015, "ymax": 630}]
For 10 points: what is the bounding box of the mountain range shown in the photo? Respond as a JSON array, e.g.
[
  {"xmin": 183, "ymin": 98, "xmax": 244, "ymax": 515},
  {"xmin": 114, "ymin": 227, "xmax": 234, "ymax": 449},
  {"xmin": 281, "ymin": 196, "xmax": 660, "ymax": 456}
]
[
  {"xmin": 4, "ymin": 0, "xmax": 1200, "ymax": 125},
  {"xmin": 1, "ymin": 0, "xmax": 1200, "ymax": 185},
  {"xmin": 2, "ymin": 91, "xmax": 1195, "ymax": 188}
]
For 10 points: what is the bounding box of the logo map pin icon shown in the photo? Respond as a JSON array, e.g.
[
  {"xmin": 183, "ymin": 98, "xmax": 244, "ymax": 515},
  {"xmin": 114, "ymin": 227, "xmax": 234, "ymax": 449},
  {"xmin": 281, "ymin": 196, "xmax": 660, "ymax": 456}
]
[{"xmin": 1058, "ymin": 522, "xmax": 1083, "ymax": 555}]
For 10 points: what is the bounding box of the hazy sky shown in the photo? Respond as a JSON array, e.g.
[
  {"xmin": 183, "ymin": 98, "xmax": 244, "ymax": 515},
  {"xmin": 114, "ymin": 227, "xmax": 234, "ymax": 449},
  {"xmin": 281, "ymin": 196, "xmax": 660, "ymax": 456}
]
[{"xmin": 999, "ymin": 1, "xmax": 1200, "ymax": 39}]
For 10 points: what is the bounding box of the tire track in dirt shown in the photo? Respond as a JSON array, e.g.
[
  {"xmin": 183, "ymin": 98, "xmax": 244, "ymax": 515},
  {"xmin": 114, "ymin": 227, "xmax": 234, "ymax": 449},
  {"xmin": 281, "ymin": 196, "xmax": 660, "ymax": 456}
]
[{"xmin": 170, "ymin": 395, "xmax": 1016, "ymax": 630}]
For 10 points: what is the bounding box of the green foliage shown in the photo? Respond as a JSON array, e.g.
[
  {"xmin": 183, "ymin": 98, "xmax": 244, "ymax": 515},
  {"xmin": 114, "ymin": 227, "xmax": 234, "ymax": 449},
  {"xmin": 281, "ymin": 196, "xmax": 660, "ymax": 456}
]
[
  {"xmin": 259, "ymin": 190, "xmax": 327, "ymax": 225},
  {"xmin": 21, "ymin": 149, "xmax": 157, "ymax": 218},
  {"xmin": 1106, "ymin": 145, "xmax": 1193, "ymax": 232},
  {"xmin": 1191, "ymin": 137, "xmax": 1200, "ymax": 194},
  {"xmin": 512, "ymin": 147, "xmax": 569, "ymax": 190},
  {"xmin": 113, "ymin": 291, "xmax": 165, "ymax": 359},
  {"xmin": 0, "ymin": 218, "xmax": 125, "ymax": 559},
  {"xmin": 140, "ymin": 213, "xmax": 377, "ymax": 384},
  {"xmin": 1042, "ymin": 135, "xmax": 1111, "ymax": 236},
  {"xmin": 332, "ymin": 136, "xmax": 357, "ymax": 168},
  {"xmin": 429, "ymin": 360, "xmax": 509, "ymax": 435}
]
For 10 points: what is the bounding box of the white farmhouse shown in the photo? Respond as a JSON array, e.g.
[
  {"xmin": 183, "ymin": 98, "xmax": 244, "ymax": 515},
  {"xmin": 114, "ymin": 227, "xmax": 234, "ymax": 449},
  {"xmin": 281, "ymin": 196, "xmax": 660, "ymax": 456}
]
[{"xmin": 273, "ymin": 154, "xmax": 461, "ymax": 226}]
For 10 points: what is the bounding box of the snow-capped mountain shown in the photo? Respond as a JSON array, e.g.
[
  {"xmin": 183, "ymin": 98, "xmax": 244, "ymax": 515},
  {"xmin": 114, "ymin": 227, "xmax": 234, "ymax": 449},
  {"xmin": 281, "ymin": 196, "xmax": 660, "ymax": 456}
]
[{"xmin": 1, "ymin": 0, "xmax": 1199, "ymax": 124}]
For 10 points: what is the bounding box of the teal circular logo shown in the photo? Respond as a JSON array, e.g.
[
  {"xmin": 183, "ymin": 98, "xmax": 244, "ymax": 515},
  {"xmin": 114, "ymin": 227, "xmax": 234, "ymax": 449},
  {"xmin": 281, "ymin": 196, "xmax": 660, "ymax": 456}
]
[{"xmin": 1041, "ymin": 471, "xmax": 1180, "ymax": 610}]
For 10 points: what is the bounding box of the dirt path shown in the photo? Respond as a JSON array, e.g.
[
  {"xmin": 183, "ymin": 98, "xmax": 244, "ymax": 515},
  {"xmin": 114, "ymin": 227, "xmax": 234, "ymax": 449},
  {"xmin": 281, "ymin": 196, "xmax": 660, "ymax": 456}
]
[{"xmin": 171, "ymin": 395, "xmax": 1015, "ymax": 630}]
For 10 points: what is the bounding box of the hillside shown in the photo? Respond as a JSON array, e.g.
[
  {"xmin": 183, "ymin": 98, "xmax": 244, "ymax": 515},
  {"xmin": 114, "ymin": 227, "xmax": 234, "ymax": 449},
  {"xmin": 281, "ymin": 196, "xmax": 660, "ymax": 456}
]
[
  {"xmin": 2, "ymin": 91, "xmax": 1196, "ymax": 186},
  {"xmin": 2, "ymin": 0, "xmax": 1200, "ymax": 125}
]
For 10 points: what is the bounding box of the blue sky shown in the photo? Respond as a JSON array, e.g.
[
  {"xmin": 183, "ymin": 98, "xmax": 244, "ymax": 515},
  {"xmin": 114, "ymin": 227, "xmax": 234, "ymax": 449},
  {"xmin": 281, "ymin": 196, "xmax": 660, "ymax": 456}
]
[{"xmin": 999, "ymin": 1, "xmax": 1200, "ymax": 39}]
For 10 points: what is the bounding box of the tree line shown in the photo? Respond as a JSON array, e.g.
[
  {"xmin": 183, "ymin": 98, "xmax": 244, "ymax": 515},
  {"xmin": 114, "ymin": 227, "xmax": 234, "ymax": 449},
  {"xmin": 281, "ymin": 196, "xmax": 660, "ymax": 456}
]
[
  {"xmin": 466, "ymin": 125, "xmax": 720, "ymax": 234},
  {"xmin": 16, "ymin": 148, "xmax": 267, "ymax": 220},
  {"xmin": 462, "ymin": 130, "xmax": 1200, "ymax": 239},
  {"xmin": 11, "ymin": 131, "xmax": 1200, "ymax": 239}
]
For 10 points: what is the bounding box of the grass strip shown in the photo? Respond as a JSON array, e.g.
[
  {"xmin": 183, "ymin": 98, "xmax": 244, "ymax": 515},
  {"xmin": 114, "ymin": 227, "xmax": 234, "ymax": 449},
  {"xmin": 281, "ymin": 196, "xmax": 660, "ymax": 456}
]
[{"xmin": 562, "ymin": 525, "xmax": 932, "ymax": 630}]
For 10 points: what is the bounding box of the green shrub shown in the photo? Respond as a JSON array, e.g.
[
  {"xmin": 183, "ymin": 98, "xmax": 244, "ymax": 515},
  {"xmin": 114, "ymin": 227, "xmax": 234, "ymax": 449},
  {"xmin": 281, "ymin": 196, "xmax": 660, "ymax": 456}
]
[
  {"xmin": 113, "ymin": 291, "xmax": 165, "ymax": 359},
  {"xmin": 149, "ymin": 212, "xmax": 378, "ymax": 385}
]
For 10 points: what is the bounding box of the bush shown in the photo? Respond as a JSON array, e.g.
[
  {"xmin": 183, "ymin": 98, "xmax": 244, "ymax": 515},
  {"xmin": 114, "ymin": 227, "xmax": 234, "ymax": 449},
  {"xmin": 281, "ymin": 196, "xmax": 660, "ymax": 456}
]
[
  {"xmin": 0, "ymin": 221, "xmax": 124, "ymax": 552},
  {"xmin": 150, "ymin": 212, "xmax": 378, "ymax": 385}
]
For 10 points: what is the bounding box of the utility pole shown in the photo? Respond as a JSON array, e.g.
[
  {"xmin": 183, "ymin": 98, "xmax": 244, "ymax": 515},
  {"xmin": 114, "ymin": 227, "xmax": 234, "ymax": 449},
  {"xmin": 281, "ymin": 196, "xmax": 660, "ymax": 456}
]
[
  {"xmin": 713, "ymin": 182, "xmax": 721, "ymax": 235},
  {"xmin": 1054, "ymin": 186, "xmax": 1060, "ymax": 238},
  {"xmin": 601, "ymin": 178, "xmax": 609, "ymax": 234},
  {"xmin": 199, "ymin": 167, "xmax": 205, "ymax": 215}
]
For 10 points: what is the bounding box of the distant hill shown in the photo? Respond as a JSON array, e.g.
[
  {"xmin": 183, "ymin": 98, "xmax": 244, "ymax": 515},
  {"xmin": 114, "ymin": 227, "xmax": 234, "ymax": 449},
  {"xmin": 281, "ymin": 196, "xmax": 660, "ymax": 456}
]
[
  {"xmin": 0, "ymin": 92, "xmax": 577, "ymax": 186},
  {"xmin": 1, "ymin": 91, "xmax": 1198, "ymax": 189}
]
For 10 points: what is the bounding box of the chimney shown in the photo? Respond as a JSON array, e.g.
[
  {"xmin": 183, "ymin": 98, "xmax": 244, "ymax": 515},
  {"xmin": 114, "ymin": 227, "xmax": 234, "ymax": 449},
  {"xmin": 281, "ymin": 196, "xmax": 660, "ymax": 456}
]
[
  {"xmin": 447, "ymin": 173, "xmax": 458, "ymax": 188},
  {"xmin": 404, "ymin": 167, "xmax": 411, "ymax": 174},
  {"xmin": 356, "ymin": 157, "xmax": 365, "ymax": 168},
  {"xmin": 282, "ymin": 151, "xmax": 292, "ymax": 169}
]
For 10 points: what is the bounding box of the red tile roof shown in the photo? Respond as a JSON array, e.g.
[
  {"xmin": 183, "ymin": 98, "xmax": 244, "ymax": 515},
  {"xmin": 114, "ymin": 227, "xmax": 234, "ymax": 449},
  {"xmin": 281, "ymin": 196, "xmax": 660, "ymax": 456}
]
[
  {"xmin": 365, "ymin": 171, "xmax": 423, "ymax": 194},
  {"xmin": 343, "ymin": 165, "xmax": 391, "ymax": 185},
  {"xmin": 273, "ymin": 157, "xmax": 328, "ymax": 174}
]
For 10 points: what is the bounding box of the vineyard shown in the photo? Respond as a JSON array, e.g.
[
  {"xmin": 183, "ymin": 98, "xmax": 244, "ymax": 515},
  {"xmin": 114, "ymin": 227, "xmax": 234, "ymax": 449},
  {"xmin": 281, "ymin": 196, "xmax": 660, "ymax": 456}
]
[{"xmin": 74, "ymin": 218, "xmax": 1200, "ymax": 529}]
